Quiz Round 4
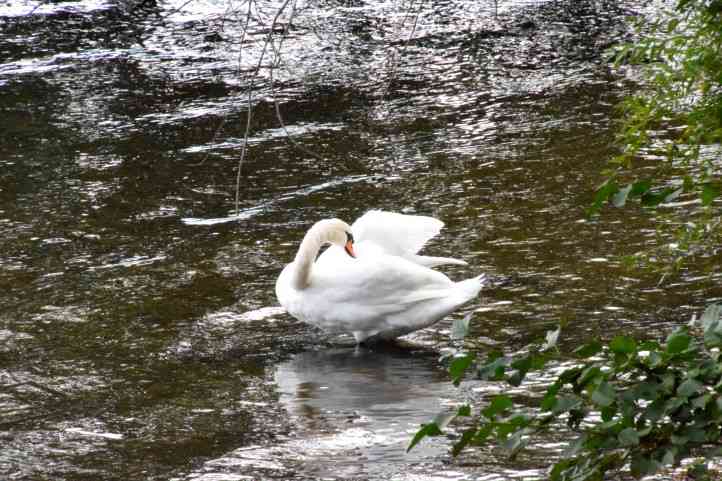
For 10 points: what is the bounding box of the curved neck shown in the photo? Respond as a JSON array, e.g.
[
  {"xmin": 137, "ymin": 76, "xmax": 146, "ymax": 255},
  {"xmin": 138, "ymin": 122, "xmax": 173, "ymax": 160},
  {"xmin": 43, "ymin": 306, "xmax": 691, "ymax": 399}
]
[{"xmin": 291, "ymin": 228, "xmax": 323, "ymax": 290}]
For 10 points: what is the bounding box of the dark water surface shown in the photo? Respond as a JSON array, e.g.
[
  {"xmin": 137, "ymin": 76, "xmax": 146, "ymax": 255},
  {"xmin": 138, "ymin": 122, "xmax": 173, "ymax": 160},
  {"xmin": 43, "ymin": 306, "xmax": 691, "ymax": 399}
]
[{"xmin": 1, "ymin": 0, "xmax": 720, "ymax": 480}]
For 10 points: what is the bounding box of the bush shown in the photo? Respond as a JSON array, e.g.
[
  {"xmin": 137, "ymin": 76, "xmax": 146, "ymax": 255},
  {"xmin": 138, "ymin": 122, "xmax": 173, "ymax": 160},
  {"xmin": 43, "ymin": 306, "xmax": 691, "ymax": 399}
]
[
  {"xmin": 590, "ymin": 0, "xmax": 721, "ymax": 271},
  {"xmin": 410, "ymin": 305, "xmax": 722, "ymax": 480},
  {"xmin": 409, "ymin": 3, "xmax": 722, "ymax": 477}
]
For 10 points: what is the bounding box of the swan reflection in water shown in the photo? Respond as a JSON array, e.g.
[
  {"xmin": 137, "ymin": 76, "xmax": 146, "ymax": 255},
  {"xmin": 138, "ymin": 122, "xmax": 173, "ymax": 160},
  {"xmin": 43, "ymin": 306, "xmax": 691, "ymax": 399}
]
[{"xmin": 274, "ymin": 344, "xmax": 465, "ymax": 473}]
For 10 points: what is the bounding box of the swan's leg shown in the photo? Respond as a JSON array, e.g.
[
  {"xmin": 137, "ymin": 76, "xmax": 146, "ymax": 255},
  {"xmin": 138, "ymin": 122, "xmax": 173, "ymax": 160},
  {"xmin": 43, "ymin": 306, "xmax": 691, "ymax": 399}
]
[
  {"xmin": 352, "ymin": 330, "xmax": 383, "ymax": 344},
  {"xmin": 352, "ymin": 331, "xmax": 369, "ymax": 344}
]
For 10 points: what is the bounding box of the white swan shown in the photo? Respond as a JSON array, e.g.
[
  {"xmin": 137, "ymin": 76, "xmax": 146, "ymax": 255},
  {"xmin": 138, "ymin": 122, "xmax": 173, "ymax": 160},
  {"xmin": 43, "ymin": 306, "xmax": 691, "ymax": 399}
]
[{"xmin": 275, "ymin": 211, "xmax": 486, "ymax": 343}]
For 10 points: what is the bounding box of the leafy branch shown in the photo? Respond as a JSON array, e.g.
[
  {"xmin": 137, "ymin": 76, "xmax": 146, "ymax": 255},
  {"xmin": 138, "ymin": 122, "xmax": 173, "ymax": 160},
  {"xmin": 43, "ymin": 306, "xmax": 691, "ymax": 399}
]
[
  {"xmin": 589, "ymin": 0, "xmax": 721, "ymax": 272},
  {"xmin": 410, "ymin": 304, "xmax": 722, "ymax": 480}
]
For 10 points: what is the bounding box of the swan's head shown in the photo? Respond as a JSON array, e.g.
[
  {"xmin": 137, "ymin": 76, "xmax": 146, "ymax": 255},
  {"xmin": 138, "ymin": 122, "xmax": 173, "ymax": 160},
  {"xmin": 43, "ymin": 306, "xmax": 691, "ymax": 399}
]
[{"xmin": 311, "ymin": 218, "xmax": 356, "ymax": 258}]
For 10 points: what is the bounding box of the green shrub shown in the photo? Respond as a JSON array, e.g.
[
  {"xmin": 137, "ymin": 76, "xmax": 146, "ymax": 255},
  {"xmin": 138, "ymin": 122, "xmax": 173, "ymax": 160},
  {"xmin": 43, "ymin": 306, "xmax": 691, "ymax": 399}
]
[{"xmin": 410, "ymin": 305, "xmax": 722, "ymax": 480}]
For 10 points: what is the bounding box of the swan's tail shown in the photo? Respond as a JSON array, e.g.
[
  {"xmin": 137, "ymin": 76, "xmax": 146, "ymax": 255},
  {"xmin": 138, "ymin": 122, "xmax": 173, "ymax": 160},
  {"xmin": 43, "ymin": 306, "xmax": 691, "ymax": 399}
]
[{"xmin": 453, "ymin": 273, "xmax": 487, "ymax": 303}]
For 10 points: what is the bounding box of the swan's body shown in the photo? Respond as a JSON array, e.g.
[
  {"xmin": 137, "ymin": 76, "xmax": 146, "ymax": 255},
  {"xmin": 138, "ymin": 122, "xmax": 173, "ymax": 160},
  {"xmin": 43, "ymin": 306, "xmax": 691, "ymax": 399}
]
[{"xmin": 275, "ymin": 211, "xmax": 486, "ymax": 343}]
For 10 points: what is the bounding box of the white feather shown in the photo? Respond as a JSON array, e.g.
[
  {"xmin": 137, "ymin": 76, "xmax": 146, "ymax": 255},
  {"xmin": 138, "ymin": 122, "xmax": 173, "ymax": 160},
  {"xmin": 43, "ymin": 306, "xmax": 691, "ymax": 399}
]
[{"xmin": 350, "ymin": 210, "xmax": 467, "ymax": 267}]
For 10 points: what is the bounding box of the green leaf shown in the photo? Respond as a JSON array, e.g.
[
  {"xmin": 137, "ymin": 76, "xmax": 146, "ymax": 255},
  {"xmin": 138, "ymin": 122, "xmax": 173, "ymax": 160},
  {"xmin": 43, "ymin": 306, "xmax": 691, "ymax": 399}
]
[
  {"xmin": 551, "ymin": 394, "xmax": 583, "ymax": 415},
  {"xmin": 701, "ymin": 183, "xmax": 719, "ymax": 206},
  {"xmin": 671, "ymin": 433, "xmax": 689, "ymax": 446},
  {"xmin": 664, "ymin": 187, "xmax": 683, "ymax": 203},
  {"xmin": 631, "ymin": 453, "xmax": 661, "ymax": 478},
  {"xmin": 592, "ymin": 380, "xmax": 616, "ymax": 407},
  {"xmin": 666, "ymin": 330, "xmax": 691, "ymax": 354},
  {"xmin": 407, "ymin": 422, "xmax": 443, "ymax": 452},
  {"xmin": 691, "ymin": 394, "xmax": 711, "ymax": 410},
  {"xmin": 564, "ymin": 434, "xmax": 587, "ymax": 457},
  {"xmin": 578, "ymin": 365, "xmax": 602, "ymax": 389},
  {"xmin": 510, "ymin": 355, "xmax": 533, "ymax": 373},
  {"xmin": 662, "ymin": 372, "xmax": 676, "ymax": 392},
  {"xmin": 477, "ymin": 354, "xmax": 509, "ymax": 381},
  {"xmin": 688, "ymin": 463, "xmax": 709, "ymax": 479},
  {"xmin": 633, "ymin": 381, "xmax": 660, "ymax": 400},
  {"xmin": 508, "ymin": 352, "xmax": 547, "ymax": 386},
  {"xmin": 618, "ymin": 427, "xmax": 640, "ymax": 447},
  {"xmin": 456, "ymin": 404, "xmax": 471, "ymax": 417},
  {"xmin": 683, "ymin": 175, "xmax": 695, "ymax": 192},
  {"xmin": 704, "ymin": 316, "xmax": 722, "ymax": 346},
  {"xmin": 589, "ymin": 179, "xmax": 618, "ymax": 215},
  {"xmin": 503, "ymin": 429, "xmax": 526, "ymax": 457},
  {"xmin": 452, "ymin": 428, "xmax": 476, "ymax": 457},
  {"xmin": 666, "ymin": 396, "xmax": 687, "ymax": 413},
  {"xmin": 645, "ymin": 350, "xmax": 664, "ymax": 369},
  {"xmin": 677, "ymin": 378, "xmax": 702, "ymax": 398},
  {"xmin": 612, "ymin": 184, "xmax": 633, "ymax": 207},
  {"xmin": 601, "ymin": 405, "xmax": 617, "ymax": 422},
  {"xmin": 641, "ymin": 187, "xmax": 676, "ymax": 207},
  {"xmin": 701, "ymin": 304, "xmax": 722, "ymax": 328},
  {"xmin": 482, "ymin": 395, "xmax": 513, "ymax": 420},
  {"xmin": 550, "ymin": 459, "xmax": 576, "ymax": 481},
  {"xmin": 574, "ymin": 340, "xmax": 603, "ymax": 358},
  {"xmin": 610, "ymin": 335, "xmax": 637, "ymax": 355},
  {"xmin": 682, "ymin": 427, "xmax": 707, "ymax": 443},
  {"xmin": 449, "ymin": 353, "xmax": 475, "ymax": 386},
  {"xmin": 662, "ymin": 447, "xmax": 678, "ymax": 466},
  {"xmin": 451, "ymin": 312, "xmax": 473, "ymax": 340},
  {"xmin": 630, "ymin": 179, "xmax": 652, "ymax": 196},
  {"xmin": 644, "ymin": 399, "xmax": 665, "ymax": 422},
  {"xmin": 541, "ymin": 392, "xmax": 557, "ymax": 412},
  {"xmin": 667, "ymin": 17, "xmax": 680, "ymax": 33},
  {"xmin": 474, "ymin": 423, "xmax": 494, "ymax": 444}
]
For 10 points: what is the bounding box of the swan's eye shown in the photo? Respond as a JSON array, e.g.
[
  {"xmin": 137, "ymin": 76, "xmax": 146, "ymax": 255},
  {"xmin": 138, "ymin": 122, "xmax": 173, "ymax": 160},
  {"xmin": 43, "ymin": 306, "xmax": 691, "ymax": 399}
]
[{"xmin": 346, "ymin": 232, "xmax": 354, "ymax": 243}]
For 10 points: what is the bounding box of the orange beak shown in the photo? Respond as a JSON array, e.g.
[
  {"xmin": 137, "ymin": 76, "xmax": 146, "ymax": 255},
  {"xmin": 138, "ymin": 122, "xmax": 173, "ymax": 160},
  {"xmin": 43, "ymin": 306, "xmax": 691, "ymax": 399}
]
[{"xmin": 344, "ymin": 240, "xmax": 356, "ymax": 258}]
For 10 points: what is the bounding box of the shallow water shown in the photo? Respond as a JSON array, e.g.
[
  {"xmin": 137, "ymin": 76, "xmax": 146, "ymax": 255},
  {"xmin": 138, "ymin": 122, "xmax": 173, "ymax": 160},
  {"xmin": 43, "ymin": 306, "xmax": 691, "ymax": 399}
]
[{"xmin": 1, "ymin": 0, "xmax": 721, "ymax": 480}]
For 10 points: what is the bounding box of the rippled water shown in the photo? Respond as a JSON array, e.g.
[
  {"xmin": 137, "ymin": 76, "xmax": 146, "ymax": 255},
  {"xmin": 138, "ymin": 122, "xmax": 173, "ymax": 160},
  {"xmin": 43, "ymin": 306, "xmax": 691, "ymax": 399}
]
[{"xmin": 1, "ymin": 0, "xmax": 720, "ymax": 480}]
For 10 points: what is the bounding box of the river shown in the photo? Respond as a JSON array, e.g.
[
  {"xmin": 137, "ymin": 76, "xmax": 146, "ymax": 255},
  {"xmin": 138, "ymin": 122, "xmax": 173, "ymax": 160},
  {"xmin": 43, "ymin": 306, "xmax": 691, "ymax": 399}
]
[{"xmin": 1, "ymin": 0, "xmax": 720, "ymax": 480}]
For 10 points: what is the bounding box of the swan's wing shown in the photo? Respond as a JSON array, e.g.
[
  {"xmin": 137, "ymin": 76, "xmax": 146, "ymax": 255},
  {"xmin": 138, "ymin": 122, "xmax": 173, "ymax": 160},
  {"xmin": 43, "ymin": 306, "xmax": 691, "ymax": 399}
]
[
  {"xmin": 310, "ymin": 253, "xmax": 455, "ymax": 315},
  {"xmin": 351, "ymin": 210, "xmax": 444, "ymax": 256},
  {"xmin": 291, "ymin": 251, "xmax": 483, "ymax": 341},
  {"xmin": 351, "ymin": 211, "xmax": 467, "ymax": 267},
  {"xmin": 305, "ymin": 254, "xmax": 481, "ymax": 340}
]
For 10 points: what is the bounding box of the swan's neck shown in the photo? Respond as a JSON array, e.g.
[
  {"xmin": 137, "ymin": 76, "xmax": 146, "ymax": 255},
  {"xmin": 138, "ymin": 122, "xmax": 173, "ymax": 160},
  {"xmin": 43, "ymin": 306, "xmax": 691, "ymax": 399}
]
[{"xmin": 291, "ymin": 230, "xmax": 322, "ymax": 290}]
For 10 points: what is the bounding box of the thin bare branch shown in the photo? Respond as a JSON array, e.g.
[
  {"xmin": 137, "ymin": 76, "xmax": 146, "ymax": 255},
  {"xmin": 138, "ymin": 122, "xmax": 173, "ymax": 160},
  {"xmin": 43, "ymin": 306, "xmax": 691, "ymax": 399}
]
[
  {"xmin": 378, "ymin": 0, "xmax": 423, "ymax": 102},
  {"xmin": 190, "ymin": 0, "xmax": 257, "ymax": 168},
  {"xmin": 265, "ymin": 3, "xmax": 330, "ymax": 163},
  {"xmin": 235, "ymin": 0, "xmax": 297, "ymax": 216}
]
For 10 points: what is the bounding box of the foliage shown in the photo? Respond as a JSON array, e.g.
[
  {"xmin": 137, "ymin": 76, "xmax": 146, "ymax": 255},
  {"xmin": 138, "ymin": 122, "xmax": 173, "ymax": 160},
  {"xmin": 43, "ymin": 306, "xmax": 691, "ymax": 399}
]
[
  {"xmin": 409, "ymin": 2, "xmax": 722, "ymax": 478},
  {"xmin": 589, "ymin": 0, "xmax": 722, "ymax": 270},
  {"xmin": 409, "ymin": 305, "xmax": 722, "ymax": 480}
]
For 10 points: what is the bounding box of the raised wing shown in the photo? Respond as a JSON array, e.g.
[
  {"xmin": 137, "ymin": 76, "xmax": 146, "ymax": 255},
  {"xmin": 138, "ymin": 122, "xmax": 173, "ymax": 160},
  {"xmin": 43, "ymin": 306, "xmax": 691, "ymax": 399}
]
[
  {"xmin": 351, "ymin": 210, "xmax": 443, "ymax": 257},
  {"xmin": 351, "ymin": 210, "xmax": 466, "ymax": 267}
]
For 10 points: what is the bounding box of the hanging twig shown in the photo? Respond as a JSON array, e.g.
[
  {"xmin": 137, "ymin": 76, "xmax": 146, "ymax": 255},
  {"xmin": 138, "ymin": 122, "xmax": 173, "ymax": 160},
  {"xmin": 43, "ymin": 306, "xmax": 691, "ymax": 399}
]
[
  {"xmin": 378, "ymin": 0, "xmax": 424, "ymax": 102},
  {"xmin": 265, "ymin": 3, "xmax": 332, "ymax": 163},
  {"xmin": 234, "ymin": 0, "xmax": 297, "ymax": 216},
  {"xmin": 189, "ymin": 0, "xmax": 258, "ymax": 168}
]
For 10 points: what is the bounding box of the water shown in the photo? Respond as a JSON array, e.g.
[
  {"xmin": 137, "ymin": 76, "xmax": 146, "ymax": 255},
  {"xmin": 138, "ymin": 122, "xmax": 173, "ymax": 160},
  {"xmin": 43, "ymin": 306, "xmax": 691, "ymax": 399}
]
[{"xmin": 1, "ymin": 0, "xmax": 720, "ymax": 480}]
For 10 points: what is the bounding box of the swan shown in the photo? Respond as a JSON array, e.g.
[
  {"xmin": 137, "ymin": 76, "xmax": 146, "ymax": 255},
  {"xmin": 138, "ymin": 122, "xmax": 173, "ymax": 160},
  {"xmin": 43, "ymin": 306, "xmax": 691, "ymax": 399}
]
[{"xmin": 275, "ymin": 211, "xmax": 486, "ymax": 343}]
